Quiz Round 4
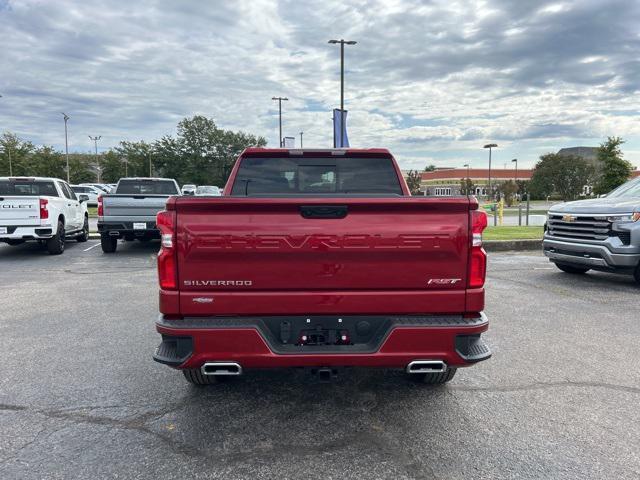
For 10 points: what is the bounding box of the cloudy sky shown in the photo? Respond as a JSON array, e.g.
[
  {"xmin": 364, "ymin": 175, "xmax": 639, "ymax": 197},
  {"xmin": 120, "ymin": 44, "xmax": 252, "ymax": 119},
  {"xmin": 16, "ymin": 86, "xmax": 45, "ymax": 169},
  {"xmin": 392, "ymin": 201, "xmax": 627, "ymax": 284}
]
[{"xmin": 1, "ymin": 0, "xmax": 639, "ymax": 169}]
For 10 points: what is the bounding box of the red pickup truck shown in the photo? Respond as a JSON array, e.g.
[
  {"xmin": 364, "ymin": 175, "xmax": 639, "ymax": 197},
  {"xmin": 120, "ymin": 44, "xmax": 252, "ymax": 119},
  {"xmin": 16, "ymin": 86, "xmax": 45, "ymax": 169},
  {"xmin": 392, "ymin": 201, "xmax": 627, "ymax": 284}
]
[{"xmin": 153, "ymin": 148, "xmax": 490, "ymax": 385}]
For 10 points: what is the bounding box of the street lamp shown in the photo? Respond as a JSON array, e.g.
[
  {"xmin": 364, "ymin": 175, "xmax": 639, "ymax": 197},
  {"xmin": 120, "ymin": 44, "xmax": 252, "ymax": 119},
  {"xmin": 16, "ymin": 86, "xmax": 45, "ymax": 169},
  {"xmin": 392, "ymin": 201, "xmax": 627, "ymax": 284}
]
[
  {"xmin": 483, "ymin": 143, "xmax": 498, "ymax": 199},
  {"xmin": 62, "ymin": 113, "xmax": 70, "ymax": 182},
  {"xmin": 88, "ymin": 135, "xmax": 102, "ymax": 182},
  {"xmin": 271, "ymin": 97, "xmax": 288, "ymax": 147},
  {"xmin": 299, "ymin": 131, "xmax": 303, "ymax": 148},
  {"xmin": 463, "ymin": 164, "xmax": 470, "ymax": 194},
  {"xmin": 328, "ymin": 39, "xmax": 357, "ymax": 148},
  {"xmin": 512, "ymin": 158, "xmax": 518, "ymax": 182}
]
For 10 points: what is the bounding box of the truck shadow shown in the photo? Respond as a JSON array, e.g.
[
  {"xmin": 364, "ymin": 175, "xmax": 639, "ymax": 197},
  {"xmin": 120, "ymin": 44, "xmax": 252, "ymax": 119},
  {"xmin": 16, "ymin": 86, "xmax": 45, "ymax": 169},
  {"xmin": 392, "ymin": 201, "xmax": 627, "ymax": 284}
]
[{"xmin": 147, "ymin": 368, "xmax": 461, "ymax": 466}]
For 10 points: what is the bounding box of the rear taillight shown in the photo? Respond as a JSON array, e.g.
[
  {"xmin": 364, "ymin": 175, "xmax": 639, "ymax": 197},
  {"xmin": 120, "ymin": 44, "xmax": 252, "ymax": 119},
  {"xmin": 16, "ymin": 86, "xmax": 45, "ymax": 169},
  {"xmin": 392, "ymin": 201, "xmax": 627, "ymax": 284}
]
[
  {"xmin": 97, "ymin": 195, "xmax": 103, "ymax": 217},
  {"xmin": 39, "ymin": 198, "xmax": 49, "ymax": 220},
  {"xmin": 157, "ymin": 210, "xmax": 177, "ymax": 290},
  {"xmin": 468, "ymin": 209, "xmax": 488, "ymax": 288}
]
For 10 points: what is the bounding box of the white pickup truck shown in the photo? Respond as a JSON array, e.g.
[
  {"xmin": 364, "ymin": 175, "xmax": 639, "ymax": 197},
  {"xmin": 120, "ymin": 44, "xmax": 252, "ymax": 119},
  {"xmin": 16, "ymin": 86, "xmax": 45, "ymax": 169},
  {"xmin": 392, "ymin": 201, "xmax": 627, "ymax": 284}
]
[{"xmin": 0, "ymin": 177, "xmax": 90, "ymax": 254}]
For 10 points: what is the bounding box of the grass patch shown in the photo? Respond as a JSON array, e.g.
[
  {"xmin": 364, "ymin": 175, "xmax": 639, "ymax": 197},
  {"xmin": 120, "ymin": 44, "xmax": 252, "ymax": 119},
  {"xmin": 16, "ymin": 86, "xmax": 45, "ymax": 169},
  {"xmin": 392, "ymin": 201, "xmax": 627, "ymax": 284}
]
[
  {"xmin": 484, "ymin": 226, "xmax": 544, "ymax": 241},
  {"xmin": 87, "ymin": 207, "xmax": 98, "ymax": 217}
]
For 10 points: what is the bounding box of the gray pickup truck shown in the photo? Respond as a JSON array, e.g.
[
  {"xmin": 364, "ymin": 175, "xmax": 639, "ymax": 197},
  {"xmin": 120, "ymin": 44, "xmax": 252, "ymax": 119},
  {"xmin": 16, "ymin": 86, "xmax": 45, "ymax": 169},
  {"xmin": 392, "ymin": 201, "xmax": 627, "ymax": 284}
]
[
  {"xmin": 543, "ymin": 176, "xmax": 640, "ymax": 283},
  {"xmin": 97, "ymin": 177, "xmax": 180, "ymax": 253}
]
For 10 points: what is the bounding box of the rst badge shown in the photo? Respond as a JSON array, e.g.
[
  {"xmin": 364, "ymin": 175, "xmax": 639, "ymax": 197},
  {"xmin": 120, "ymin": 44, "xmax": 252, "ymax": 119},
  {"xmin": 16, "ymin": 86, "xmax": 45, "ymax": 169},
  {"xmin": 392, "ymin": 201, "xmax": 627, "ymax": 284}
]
[{"xmin": 427, "ymin": 278, "xmax": 462, "ymax": 286}]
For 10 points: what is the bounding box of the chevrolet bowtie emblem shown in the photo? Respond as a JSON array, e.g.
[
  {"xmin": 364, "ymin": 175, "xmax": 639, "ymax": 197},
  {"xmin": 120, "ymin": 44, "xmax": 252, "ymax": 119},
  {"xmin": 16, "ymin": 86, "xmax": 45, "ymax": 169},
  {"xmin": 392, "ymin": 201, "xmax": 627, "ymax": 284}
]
[{"xmin": 562, "ymin": 214, "xmax": 576, "ymax": 222}]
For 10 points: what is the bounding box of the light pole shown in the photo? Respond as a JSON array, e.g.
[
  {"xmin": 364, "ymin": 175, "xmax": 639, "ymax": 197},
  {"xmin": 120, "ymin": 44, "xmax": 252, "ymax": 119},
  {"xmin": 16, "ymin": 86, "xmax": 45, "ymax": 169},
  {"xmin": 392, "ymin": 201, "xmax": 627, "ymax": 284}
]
[
  {"xmin": 483, "ymin": 143, "xmax": 497, "ymax": 199},
  {"xmin": 328, "ymin": 39, "xmax": 357, "ymax": 148},
  {"xmin": 512, "ymin": 158, "xmax": 518, "ymax": 182},
  {"xmin": 62, "ymin": 113, "xmax": 70, "ymax": 182},
  {"xmin": 271, "ymin": 97, "xmax": 288, "ymax": 147},
  {"xmin": 0, "ymin": 95, "xmax": 10, "ymax": 176},
  {"xmin": 299, "ymin": 131, "xmax": 303, "ymax": 148},
  {"xmin": 88, "ymin": 135, "xmax": 102, "ymax": 182},
  {"xmin": 463, "ymin": 164, "xmax": 470, "ymax": 194}
]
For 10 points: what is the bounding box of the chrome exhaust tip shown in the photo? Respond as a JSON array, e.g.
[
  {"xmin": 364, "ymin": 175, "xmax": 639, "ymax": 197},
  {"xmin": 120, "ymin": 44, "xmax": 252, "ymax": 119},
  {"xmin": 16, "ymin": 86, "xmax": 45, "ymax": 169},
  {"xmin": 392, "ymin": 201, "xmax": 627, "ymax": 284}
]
[
  {"xmin": 201, "ymin": 362, "xmax": 243, "ymax": 376},
  {"xmin": 406, "ymin": 360, "xmax": 447, "ymax": 374}
]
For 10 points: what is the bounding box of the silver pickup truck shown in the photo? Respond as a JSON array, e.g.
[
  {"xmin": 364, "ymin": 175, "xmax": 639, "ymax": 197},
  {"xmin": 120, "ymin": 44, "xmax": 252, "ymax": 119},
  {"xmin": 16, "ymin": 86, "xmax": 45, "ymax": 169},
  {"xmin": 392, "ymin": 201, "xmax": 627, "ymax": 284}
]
[
  {"xmin": 97, "ymin": 177, "xmax": 180, "ymax": 253},
  {"xmin": 543, "ymin": 176, "xmax": 640, "ymax": 283}
]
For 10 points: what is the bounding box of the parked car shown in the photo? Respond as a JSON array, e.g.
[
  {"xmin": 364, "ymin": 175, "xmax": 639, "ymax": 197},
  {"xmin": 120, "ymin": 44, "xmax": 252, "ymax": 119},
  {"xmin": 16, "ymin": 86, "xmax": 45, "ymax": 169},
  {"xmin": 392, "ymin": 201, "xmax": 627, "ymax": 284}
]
[
  {"xmin": 71, "ymin": 184, "xmax": 102, "ymax": 206},
  {"xmin": 81, "ymin": 183, "xmax": 112, "ymax": 193},
  {"xmin": 195, "ymin": 185, "xmax": 221, "ymax": 196},
  {"xmin": 153, "ymin": 148, "xmax": 491, "ymax": 386},
  {"xmin": 543, "ymin": 176, "xmax": 640, "ymax": 283},
  {"xmin": 181, "ymin": 184, "xmax": 196, "ymax": 195},
  {"xmin": 97, "ymin": 177, "xmax": 180, "ymax": 253},
  {"xmin": 0, "ymin": 176, "xmax": 90, "ymax": 254}
]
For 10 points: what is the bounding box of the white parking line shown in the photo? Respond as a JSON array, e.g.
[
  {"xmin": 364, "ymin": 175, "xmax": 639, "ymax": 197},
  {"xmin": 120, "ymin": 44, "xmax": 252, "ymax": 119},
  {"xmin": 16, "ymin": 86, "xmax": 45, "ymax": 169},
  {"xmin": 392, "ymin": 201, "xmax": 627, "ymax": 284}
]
[{"xmin": 83, "ymin": 242, "xmax": 101, "ymax": 252}]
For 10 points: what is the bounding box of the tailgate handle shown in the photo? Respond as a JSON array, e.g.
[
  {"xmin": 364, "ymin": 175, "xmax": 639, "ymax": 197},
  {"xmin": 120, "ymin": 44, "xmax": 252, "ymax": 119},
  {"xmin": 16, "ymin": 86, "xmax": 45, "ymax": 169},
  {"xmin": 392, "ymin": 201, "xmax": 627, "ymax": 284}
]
[{"xmin": 300, "ymin": 205, "xmax": 348, "ymax": 219}]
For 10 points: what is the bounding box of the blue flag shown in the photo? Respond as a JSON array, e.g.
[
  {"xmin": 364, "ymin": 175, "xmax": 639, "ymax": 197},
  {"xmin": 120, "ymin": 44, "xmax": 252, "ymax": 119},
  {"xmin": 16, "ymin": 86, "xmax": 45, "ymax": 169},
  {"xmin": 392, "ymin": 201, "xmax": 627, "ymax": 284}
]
[{"xmin": 333, "ymin": 109, "xmax": 349, "ymax": 147}]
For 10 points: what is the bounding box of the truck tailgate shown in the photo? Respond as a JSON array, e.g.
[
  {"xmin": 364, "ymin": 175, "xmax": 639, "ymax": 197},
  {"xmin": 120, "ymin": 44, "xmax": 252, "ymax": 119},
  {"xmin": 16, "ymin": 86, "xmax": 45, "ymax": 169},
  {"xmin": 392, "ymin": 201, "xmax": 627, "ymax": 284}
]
[
  {"xmin": 102, "ymin": 195, "xmax": 170, "ymax": 220},
  {"xmin": 0, "ymin": 196, "xmax": 40, "ymax": 226},
  {"xmin": 175, "ymin": 197, "xmax": 471, "ymax": 315}
]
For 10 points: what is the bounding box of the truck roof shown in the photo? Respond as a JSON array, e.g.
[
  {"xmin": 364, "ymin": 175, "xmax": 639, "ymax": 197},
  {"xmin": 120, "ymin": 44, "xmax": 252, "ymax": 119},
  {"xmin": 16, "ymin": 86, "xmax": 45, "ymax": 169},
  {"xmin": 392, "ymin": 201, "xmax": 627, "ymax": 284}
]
[
  {"xmin": 241, "ymin": 147, "xmax": 392, "ymax": 156},
  {"xmin": 116, "ymin": 177, "xmax": 176, "ymax": 182},
  {"xmin": 0, "ymin": 176, "xmax": 66, "ymax": 182}
]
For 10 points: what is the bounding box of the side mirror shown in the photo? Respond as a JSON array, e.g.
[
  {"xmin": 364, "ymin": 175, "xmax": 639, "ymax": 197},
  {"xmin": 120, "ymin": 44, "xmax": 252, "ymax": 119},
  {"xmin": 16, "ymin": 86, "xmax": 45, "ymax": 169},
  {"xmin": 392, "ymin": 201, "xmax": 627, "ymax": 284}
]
[{"xmin": 78, "ymin": 194, "xmax": 89, "ymax": 203}]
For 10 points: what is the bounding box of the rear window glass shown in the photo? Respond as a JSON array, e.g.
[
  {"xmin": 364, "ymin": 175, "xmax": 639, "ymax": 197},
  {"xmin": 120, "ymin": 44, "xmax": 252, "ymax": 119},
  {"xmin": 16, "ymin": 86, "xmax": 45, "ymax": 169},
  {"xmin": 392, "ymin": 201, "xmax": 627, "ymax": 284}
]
[
  {"xmin": 71, "ymin": 186, "xmax": 90, "ymax": 193},
  {"xmin": 0, "ymin": 180, "xmax": 59, "ymax": 196},
  {"xmin": 230, "ymin": 156, "xmax": 402, "ymax": 196},
  {"xmin": 116, "ymin": 180, "xmax": 178, "ymax": 195}
]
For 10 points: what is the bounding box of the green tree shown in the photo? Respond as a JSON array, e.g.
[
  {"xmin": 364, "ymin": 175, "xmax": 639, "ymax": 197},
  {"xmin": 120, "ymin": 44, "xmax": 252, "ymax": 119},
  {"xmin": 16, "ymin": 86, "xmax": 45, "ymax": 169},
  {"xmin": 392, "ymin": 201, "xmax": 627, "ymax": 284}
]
[
  {"xmin": 114, "ymin": 140, "xmax": 153, "ymax": 178},
  {"xmin": 406, "ymin": 170, "xmax": 422, "ymax": 195},
  {"xmin": 153, "ymin": 115, "xmax": 266, "ymax": 186},
  {"xmin": 460, "ymin": 177, "xmax": 475, "ymax": 195},
  {"xmin": 529, "ymin": 153, "xmax": 594, "ymax": 201},
  {"xmin": 497, "ymin": 180, "xmax": 518, "ymax": 206},
  {"xmin": 30, "ymin": 145, "xmax": 66, "ymax": 179},
  {"xmin": 594, "ymin": 137, "xmax": 633, "ymax": 195},
  {"xmin": 424, "ymin": 164, "xmax": 436, "ymax": 172},
  {"xmin": 67, "ymin": 153, "xmax": 96, "ymax": 183},
  {"xmin": 0, "ymin": 132, "xmax": 35, "ymax": 176},
  {"xmin": 101, "ymin": 150, "xmax": 127, "ymax": 183}
]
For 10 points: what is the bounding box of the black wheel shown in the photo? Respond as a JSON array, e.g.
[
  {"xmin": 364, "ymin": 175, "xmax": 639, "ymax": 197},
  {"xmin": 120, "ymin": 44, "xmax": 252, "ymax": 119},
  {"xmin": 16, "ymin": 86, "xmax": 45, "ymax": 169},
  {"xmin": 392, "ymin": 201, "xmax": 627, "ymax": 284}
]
[
  {"xmin": 634, "ymin": 263, "xmax": 640, "ymax": 285},
  {"xmin": 46, "ymin": 221, "xmax": 65, "ymax": 255},
  {"xmin": 182, "ymin": 369, "xmax": 218, "ymax": 385},
  {"xmin": 77, "ymin": 216, "xmax": 89, "ymax": 242},
  {"xmin": 100, "ymin": 233, "xmax": 118, "ymax": 253},
  {"xmin": 410, "ymin": 368, "xmax": 457, "ymax": 385},
  {"xmin": 6, "ymin": 240, "xmax": 25, "ymax": 246},
  {"xmin": 554, "ymin": 263, "xmax": 590, "ymax": 274}
]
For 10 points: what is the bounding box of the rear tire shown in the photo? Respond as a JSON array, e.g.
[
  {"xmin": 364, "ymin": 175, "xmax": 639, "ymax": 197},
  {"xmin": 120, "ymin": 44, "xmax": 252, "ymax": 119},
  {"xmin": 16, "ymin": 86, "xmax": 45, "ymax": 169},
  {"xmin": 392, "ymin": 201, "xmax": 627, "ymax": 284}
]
[
  {"xmin": 77, "ymin": 216, "xmax": 89, "ymax": 242},
  {"xmin": 554, "ymin": 263, "xmax": 590, "ymax": 274},
  {"xmin": 101, "ymin": 233, "xmax": 118, "ymax": 253},
  {"xmin": 46, "ymin": 221, "xmax": 65, "ymax": 255},
  {"xmin": 182, "ymin": 369, "xmax": 218, "ymax": 385},
  {"xmin": 634, "ymin": 263, "xmax": 640, "ymax": 285},
  {"xmin": 411, "ymin": 368, "xmax": 457, "ymax": 385}
]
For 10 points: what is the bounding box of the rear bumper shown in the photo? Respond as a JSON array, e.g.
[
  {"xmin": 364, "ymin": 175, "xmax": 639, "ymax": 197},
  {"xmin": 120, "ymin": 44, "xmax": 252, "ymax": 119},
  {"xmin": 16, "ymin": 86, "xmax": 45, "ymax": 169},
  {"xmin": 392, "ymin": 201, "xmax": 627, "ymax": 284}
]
[
  {"xmin": 543, "ymin": 237, "xmax": 640, "ymax": 270},
  {"xmin": 98, "ymin": 221, "xmax": 159, "ymax": 237},
  {"xmin": 153, "ymin": 313, "xmax": 490, "ymax": 370},
  {"xmin": 0, "ymin": 225, "xmax": 54, "ymax": 240}
]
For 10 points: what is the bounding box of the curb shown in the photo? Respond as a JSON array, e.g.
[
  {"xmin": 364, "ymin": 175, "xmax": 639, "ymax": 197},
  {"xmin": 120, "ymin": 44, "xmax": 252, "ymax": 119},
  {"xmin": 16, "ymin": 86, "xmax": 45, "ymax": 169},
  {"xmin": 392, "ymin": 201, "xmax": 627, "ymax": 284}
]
[
  {"xmin": 89, "ymin": 233, "xmax": 100, "ymax": 240},
  {"xmin": 484, "ymin": 239, "xmax": 542, "ymax": 252}
]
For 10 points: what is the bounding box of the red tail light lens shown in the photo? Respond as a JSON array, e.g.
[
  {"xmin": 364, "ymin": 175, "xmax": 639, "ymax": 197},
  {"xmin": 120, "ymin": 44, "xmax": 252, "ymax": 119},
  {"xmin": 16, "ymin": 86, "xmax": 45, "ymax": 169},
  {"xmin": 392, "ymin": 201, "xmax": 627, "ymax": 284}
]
[
  {"xmin": 97, "ymin": 195, "xmax": 103, "ymax": 217},
  {"xmin": 157, "ymin": 210, "xmax": 177, "ymax": 289},
  {"xmin": 468, "ymin": 209, "xmax": 488, "ymax": 288},
  {"xmin": 39, "ymin": 198, "xmax": 49, "ymax": 220}
]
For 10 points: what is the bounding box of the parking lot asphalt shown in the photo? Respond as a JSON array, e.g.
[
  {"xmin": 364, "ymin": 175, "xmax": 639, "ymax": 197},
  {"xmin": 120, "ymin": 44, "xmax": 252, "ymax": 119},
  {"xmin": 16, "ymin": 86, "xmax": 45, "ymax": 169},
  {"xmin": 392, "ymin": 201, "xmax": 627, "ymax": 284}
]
[{"xmin": 0, "ymin": 241, "xmax": 639, "ymax": 479}]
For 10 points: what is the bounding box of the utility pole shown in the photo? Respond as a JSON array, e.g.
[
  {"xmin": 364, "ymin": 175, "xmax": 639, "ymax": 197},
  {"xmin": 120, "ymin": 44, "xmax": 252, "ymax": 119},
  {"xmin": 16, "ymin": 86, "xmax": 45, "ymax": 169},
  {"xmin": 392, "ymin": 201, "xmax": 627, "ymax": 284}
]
[
  {"xmin": 271, "ymin": 97, "xmax": 288, "ymax": 147},
  {"xmin": 88, "ymin": 135, "xmax": 102, "ymax": 182},
  {"xmin": 62, "ymin": 113, "xmax": 70, "ymax": 182},
  {"xmin": 299, "ymin": 131, "xmax": 303, "ymax": 148},
  {"xmin": 328, "ymin": 39, "xmax": 357, "ymax": 148},
  {"xmin": 483, "ymin": 143, "xmax": 498, "ymax": 199}
]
